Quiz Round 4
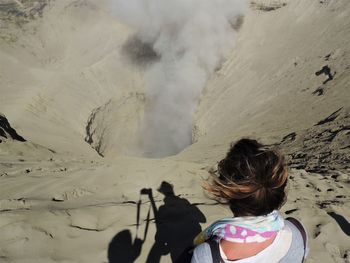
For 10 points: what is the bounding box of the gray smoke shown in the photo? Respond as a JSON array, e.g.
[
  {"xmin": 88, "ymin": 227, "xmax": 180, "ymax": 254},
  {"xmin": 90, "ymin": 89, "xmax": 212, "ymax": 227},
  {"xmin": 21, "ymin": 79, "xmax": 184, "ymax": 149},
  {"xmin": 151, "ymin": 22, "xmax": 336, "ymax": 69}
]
[{"xmin": 110, "ymin": 0, "xmax": 247, "ymax": 157}]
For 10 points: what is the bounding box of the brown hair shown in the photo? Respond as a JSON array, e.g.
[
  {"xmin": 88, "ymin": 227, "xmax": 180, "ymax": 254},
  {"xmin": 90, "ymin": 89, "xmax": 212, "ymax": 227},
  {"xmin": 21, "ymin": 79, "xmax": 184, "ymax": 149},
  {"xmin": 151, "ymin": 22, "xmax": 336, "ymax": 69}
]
[{"xmin": 204, "ymin": 138, "xmax": 288, "ymax": 216}]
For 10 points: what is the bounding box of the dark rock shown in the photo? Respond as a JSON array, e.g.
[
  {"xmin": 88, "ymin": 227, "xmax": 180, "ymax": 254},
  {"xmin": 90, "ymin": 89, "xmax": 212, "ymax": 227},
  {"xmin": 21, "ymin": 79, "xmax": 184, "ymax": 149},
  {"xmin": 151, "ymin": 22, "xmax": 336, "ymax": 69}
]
[
  {"xmin": 281, "ymin": 132, "xmax": 296, "ymax": 143},
  {"xmin": 316, "ymin": 108, "xmax": 342, "ymax": 126},
  {"xmin": 315, "ymin": 65, "xmax": 334, "ymax": 84},
  {"xmin": 0, "ymin": 114, "xmax": 26, "ymax": 142},
  {"xmin": 285, "ymin": 208, "xmax": 298, "ymax": 215}
]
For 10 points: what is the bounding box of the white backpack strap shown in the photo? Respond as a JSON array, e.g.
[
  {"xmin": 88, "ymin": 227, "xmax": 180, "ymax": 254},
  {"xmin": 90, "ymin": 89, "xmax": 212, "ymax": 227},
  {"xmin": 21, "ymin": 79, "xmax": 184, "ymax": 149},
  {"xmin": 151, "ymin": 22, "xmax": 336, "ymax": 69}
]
[
  {"xmin": 272, "ymin": 225, "xmax": 293, "ymax": 262},
  {"xmin": 286, "ymin": 217, "xmax": 309, "ymax": 261}
]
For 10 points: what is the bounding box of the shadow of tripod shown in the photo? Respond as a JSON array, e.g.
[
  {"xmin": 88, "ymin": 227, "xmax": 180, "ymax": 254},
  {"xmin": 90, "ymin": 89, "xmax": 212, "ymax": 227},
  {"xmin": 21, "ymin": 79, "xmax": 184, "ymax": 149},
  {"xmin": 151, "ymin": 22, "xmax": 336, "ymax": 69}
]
[
  {"xmin": 108, "ymin": 192, "xmax": 151, "ymax": 263},
  {"xmin": 143, "ymin": 181, "xmax": 206, "ymax": 263}
]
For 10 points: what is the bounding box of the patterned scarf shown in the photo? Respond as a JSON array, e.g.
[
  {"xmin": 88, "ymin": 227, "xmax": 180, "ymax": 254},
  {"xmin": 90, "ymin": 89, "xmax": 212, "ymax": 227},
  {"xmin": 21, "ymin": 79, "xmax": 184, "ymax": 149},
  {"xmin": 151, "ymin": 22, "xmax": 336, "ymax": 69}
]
[{"xmin": 194, "ymin": 210, "xmax": 284, "ymax": 245}]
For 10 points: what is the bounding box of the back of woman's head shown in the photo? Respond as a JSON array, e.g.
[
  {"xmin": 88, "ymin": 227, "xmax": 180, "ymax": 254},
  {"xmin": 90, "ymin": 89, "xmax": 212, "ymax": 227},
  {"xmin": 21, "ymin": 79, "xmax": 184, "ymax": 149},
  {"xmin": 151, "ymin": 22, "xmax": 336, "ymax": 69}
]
[{"xmin": 204, "ymin": 138, "xmax": 288, "ymax": 216}]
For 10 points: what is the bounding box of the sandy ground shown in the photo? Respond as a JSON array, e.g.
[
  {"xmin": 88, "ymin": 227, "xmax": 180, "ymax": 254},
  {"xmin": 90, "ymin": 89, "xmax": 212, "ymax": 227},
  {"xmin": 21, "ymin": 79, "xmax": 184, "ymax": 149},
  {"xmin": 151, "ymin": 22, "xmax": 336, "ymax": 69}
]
[{"xmin": 0, "ymin": 0, "xmax": 349, "ymax": 262}]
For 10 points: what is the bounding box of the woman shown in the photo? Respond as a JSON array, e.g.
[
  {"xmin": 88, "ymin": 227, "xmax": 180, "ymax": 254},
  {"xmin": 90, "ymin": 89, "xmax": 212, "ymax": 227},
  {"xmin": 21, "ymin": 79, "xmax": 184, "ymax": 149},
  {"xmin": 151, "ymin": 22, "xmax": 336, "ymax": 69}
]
[{"xmin": 191, "ymin": 139, "xmax": 308, "ymax": 263}]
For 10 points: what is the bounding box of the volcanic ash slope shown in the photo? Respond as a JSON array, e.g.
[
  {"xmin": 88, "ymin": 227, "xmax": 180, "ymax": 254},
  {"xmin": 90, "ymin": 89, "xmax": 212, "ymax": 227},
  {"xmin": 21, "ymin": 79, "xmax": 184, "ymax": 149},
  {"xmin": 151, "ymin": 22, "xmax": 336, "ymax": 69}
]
[{"xmin": 0, "ymin": 0, "xmax": 350, "ymax": 263}]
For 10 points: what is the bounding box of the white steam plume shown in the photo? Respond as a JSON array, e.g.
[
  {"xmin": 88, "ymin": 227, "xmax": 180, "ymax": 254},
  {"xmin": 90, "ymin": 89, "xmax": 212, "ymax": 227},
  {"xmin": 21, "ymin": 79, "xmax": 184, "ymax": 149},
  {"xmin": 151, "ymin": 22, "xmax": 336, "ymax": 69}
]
[{"xmin": 110, "ymin": 0, "xmax": 247, "ymax": 157}]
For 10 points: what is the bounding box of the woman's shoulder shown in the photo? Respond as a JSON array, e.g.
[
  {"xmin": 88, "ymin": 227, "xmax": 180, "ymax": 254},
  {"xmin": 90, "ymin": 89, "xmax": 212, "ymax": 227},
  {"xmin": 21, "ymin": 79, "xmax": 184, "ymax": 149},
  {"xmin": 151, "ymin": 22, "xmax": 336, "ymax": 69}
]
[{"xmin": 191, "ymin": 219, "xmax": 307, "ymax": 263}]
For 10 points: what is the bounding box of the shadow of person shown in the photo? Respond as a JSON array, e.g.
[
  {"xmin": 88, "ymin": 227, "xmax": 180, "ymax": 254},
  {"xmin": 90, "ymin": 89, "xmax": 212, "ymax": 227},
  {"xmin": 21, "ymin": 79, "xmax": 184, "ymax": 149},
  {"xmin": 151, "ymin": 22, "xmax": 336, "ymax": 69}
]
[
  {"xmin": 144, "ymin": 181, "xmax": 206, "ymax": 263},
  {"xmin": 108, "ymin": 230, "xmax": 143, "ymax": 263}
]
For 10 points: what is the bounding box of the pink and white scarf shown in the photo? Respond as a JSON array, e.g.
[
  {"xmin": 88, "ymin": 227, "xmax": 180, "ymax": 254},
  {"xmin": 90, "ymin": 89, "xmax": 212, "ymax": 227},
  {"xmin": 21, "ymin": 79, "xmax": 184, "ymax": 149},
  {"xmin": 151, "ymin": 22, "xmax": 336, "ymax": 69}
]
[{"xmin": 194, "ymin": 210, "xmax": 284, "ymax": 245}]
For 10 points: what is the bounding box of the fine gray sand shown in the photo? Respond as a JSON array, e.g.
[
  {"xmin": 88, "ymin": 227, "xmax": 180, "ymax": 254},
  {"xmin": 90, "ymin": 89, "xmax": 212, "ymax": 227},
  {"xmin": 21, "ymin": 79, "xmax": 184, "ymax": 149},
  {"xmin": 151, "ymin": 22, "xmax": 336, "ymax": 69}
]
[{"xmin": 0, "ymin": 0, "xmax": 349, "ymax": 262}]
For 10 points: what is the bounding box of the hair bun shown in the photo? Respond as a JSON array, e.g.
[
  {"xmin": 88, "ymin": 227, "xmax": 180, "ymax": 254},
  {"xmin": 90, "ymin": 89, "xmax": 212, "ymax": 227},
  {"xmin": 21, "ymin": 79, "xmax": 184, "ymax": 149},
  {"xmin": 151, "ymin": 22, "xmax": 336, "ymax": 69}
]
[{"xmin": 204, "ymin": 138, "xmax": 288, "ymax": 216}]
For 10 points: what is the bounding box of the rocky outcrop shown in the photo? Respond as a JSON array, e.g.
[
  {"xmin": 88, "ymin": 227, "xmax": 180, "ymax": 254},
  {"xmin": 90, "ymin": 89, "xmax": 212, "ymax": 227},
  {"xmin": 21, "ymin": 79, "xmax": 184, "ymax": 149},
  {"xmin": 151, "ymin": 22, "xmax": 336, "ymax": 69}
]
[
  {"xmin": 0, "ymin": 0, "xmax": 48, "ymax": 43},
  {"xmin": 0, "ymin": 0, "xmax": 48, "ymax": 19},
  {"xmin": 280, "ymin": 107, "xmax": 350, "ymax": 174},
  {"xmin": 84, "ymin": 100, "xmax": 111, "ymax": 157},
  {"xmin": 0, "ymin": 114, "xmax": 26, "ymax": 142},
  {"xmin": 84, "ymin": 93, "xmax": 145, "ymax": 157},
  {"xmin": 250, "ymin": 1, "xmax": 287, "ymax": 12}
]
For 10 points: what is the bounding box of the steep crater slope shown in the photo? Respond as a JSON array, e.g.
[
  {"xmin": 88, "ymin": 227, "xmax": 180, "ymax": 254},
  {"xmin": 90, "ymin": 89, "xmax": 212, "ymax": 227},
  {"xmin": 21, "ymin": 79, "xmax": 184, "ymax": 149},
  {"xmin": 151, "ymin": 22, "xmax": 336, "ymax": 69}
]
[
  {"xmin": 188, "ymin": 0, "xmax": 350, "ymax": 169},
  {"xmin": 1, "ymin": 0, "xmax": 247, "ymax": 159},
  {"xmin": 0, "ymin": 0, "xmax": 144, "ymax": 156}
]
